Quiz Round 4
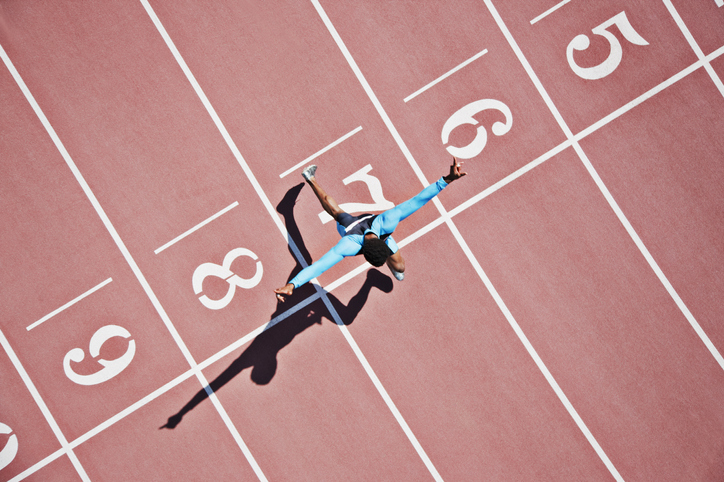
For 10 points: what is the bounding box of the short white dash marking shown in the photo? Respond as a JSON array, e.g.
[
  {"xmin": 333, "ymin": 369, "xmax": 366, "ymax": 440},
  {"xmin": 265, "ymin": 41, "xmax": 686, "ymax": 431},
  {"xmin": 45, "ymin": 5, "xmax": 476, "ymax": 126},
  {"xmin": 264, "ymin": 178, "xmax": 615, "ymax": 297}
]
[
  {"xmin": 279, "ymin": 126, "xmax": 363, "ymax": 178},
  {"xmin": 530, "ymin": 0, "xmax": 573, "ymax": 25},
  {"xmin": 155, "ymin": 201, "xmax": 239, "ymax": 254},
  {"xmin": 27, "ymin": 278, "xmax": 113, "ymax": 331},
  {"xmin": 404, "ymin": 49, "xmax": 488, "ymax": 103}
]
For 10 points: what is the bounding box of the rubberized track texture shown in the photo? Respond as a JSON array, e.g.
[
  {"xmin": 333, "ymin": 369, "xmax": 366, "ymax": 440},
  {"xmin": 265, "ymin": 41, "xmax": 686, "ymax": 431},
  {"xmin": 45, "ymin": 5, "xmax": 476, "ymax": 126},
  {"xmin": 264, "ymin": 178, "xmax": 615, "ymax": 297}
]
[{"xmin": 1, "ymin": 0, "xmax": 724, "ymax": 480}]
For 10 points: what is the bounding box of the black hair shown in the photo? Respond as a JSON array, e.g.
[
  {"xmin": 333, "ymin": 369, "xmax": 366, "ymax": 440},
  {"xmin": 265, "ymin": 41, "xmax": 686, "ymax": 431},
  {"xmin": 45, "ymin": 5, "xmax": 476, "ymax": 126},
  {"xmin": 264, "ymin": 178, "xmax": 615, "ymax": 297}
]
[{"xmin": 362, "ymin": 237, "xmax": 392, "ymax": 267}]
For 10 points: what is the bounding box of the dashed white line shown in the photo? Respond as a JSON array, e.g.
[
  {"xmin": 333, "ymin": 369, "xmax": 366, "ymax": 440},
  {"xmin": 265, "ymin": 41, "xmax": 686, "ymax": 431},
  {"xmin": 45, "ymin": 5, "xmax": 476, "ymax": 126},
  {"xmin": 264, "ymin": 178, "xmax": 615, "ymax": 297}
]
[
  {"xmin": 279, "ymin": 126, "xmax": 363, "ymax": 178},
  {"xmin": 404, "ymin": 49, "xmax": 488, "ymax": 103},
  {"xmin": 155, "ymin": 201, "xmax": 239, "ymax": 254},
  {"xmin": 27, "ymin": 277, "xmax": 113, "ymax": 331},
  {"xmin": 530, "ymin": 0, "xmax": 574, "ymax": 25}
]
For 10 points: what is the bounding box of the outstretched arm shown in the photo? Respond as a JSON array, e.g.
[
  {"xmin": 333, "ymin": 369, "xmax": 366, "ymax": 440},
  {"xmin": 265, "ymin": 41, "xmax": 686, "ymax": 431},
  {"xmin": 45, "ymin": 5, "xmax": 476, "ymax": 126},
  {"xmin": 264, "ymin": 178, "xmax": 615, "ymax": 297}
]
[
  {"xmin": 376, "ymin": 157, "xmax": 466, "ymax": 231},
  {"xmin": 274, "ymin": 236, "xmax": 360, "ymax": 302}
]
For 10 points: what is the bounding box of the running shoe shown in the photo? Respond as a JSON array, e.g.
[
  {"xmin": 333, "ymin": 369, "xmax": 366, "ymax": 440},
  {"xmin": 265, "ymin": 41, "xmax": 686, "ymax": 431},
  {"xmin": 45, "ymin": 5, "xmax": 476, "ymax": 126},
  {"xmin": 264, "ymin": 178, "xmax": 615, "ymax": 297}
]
[{"xmin": 301, "ymin": 165, "xmax": 317, "ymax": 180}]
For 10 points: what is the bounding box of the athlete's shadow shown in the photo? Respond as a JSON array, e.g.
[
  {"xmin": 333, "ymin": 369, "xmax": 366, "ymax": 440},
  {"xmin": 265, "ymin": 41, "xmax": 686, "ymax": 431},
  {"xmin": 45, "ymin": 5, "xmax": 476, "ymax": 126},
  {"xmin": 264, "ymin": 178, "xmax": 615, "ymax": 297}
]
[{"xmin": 161, "ymin": 183, "xmax": 392, "ymax": 429}]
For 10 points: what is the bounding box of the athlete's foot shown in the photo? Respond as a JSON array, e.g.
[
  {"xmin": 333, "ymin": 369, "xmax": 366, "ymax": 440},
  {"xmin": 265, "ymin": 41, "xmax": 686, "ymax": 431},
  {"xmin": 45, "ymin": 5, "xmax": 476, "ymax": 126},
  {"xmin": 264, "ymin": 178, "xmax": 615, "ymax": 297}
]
[
  {"xmin": 389, "ymin": 266, "xmax": 405, "ymax": 281},
  {"xmin": 301, "ymin": 165, "xmax": 317, "ymax": 181}
]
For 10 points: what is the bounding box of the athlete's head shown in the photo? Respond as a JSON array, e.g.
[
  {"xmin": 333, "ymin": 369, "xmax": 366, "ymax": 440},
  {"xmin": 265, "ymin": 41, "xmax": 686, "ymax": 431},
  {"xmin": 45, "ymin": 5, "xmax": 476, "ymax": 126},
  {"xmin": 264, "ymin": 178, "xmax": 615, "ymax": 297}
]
[{"xmin": 362, "ymin": 237, "xmax": 392, "ymax": 267}]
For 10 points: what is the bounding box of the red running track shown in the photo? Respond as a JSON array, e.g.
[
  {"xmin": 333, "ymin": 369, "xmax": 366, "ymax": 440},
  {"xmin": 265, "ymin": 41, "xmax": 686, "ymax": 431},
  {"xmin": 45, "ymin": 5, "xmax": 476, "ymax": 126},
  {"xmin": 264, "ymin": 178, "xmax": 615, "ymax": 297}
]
[{"xmin": 1, "ymin": 0, "xmax": 723, "ymax": 480}]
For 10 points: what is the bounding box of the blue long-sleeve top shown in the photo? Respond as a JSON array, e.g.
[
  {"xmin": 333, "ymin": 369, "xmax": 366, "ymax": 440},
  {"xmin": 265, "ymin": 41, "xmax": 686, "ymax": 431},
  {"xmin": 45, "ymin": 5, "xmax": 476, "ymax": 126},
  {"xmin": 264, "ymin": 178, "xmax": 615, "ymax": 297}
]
[{"xmin": 289, "ymin": 177, "xmax": 449, "ymax": 289}]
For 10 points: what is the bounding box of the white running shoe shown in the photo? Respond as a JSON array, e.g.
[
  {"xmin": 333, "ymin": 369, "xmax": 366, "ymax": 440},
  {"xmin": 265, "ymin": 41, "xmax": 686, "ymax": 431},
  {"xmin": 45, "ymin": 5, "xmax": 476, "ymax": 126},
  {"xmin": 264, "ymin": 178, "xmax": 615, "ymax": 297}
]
[
  {"xmin": 390, "ymin": 267, "xmax": 404, "ymax": 281},
  {"xmin": 301, "ymin": 165, "xmax": 317, "ymax": 180}
]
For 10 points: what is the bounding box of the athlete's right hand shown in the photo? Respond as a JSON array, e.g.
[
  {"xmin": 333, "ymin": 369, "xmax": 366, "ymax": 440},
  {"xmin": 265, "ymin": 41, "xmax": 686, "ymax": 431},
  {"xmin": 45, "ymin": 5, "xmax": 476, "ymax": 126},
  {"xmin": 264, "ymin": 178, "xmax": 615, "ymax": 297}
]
[
  {"xmin": 444, "ymin": 157, "xmax": 467, "ymax": 183},
  {"xmin": 274, "ymin": 283, "xmax": 294, "ymax": 302}
]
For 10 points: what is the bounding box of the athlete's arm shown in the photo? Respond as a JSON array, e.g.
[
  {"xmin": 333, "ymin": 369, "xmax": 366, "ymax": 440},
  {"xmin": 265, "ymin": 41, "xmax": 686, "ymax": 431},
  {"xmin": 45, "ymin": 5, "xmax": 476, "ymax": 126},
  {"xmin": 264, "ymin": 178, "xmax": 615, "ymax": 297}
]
[
  {"xmin": 374, "ymin": 158, "xmax": 466, "ymax": 234},
  {"xmin": 274, "ymin": 236, "xmax": 361, "ymax": 302}
]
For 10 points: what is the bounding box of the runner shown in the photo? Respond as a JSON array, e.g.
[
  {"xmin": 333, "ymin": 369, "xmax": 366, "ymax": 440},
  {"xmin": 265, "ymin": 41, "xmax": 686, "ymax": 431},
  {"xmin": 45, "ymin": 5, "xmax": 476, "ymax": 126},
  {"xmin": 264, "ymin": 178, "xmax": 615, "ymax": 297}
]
[{"xmin": 274, "ymin": 157, "xmax": 466, "ymax": 302}]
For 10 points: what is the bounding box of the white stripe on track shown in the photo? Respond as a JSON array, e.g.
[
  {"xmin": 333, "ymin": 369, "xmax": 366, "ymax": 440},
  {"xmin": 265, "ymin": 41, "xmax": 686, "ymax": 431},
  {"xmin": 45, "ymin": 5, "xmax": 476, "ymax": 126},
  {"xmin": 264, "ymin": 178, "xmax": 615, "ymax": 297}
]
[
  {"xmin": 312, "ymin": 0, "xmax": 625, "ymax": 479},
  {"xmin": 27, "ymin": 277, "xmax": 113, "ymax": 331},
  {"xmin": 0, "ymin": 44, "xmax": 93, "ymax": 482},
  {"xmin": 4, "ymin": 22, "xmax": 263, "ymax": 482},
  {"xmin": 404, "ymin": 49, "xmax": 488, "ymax": 103},
  {"xmin": 530, "ymin": 0, "xmax": 574, "ymax": 25},
  {"xmin": 140, "ymin": 1, "xmax": 280, "ymax": 479},
  {"xmin": 155, "ymin": 201, "xmax": 239, "ymax": 254},
  {"xmin": 280, "ymin": 126, "xmax": 363, "ymax": 178}
]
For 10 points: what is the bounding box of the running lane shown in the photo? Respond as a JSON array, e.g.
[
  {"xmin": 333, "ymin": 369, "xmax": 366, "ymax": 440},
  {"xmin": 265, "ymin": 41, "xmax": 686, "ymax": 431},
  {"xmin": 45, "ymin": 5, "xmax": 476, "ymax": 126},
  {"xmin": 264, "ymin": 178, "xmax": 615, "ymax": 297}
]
[{"xmin": 455, "ymin": 148, "xmax": 724, "ymax": 481}]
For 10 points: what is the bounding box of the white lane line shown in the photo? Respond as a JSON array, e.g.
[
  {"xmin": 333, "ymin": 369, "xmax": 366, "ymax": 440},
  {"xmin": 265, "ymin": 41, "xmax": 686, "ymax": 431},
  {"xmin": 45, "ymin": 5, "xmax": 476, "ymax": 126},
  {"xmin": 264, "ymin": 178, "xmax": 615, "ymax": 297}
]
[
  {"xmin": 576, "ymin": 46, "xmax": 723, "ymax": 142},
  {"xmin": 155, "ymin": 201, "xmax": 239, "ymax": 254},
  {"xmin": 403, "ymin": 49, "xmax": 488, "ymax": 103},
  {"xmin": 26, "ymin": 143, "xmax": 563, "ymax": 479},
  {"xmin": 717, "ymin": 0, "xmax": 723, "ymax": 8},
  {"xmin": 663, "ymin": 0, "xmax": 724, "ymax": 98},
  {"xmin": 279, "ymin": 126, "xmax": 363, "ymax": 178},
  {"xmin": 0, "ymin": 329, "xmax": 90, "ymax": 482},
  {"xmin": 27, "ymin": 278, "xmax": 113, "ymax": 331},
  {"xmin": 530, "ymin": 0, "xmax": 573, "ymax": 25}
]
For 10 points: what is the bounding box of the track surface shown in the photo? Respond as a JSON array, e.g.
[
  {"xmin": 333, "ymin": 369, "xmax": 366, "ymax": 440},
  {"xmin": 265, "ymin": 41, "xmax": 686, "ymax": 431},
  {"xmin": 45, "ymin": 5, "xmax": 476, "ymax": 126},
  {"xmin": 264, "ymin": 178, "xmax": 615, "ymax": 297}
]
[{"xmin": 1, "ymin": 1, "xmax": 723, "ymax": 480}]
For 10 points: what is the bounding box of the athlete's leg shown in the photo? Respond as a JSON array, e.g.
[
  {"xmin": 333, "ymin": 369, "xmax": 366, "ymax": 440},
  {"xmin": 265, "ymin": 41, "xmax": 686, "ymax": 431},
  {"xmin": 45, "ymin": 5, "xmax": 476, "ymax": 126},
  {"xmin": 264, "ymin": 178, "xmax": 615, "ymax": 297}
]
[{"xmin": 302, "ymin": 165, "xmax": 344, "ymax": 221}]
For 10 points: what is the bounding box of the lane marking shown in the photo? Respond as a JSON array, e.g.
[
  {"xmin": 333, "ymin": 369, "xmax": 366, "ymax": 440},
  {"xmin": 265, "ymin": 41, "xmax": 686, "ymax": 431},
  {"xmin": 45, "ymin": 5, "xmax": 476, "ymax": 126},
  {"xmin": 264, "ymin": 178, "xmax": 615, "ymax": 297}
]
[
  {"xmin": 530, "ymin": 0, "xmax": 573, "ymax": 25},
  {"xmin": 279, "ymin": 126, "xmax": 363, "ymax": 178},
  {"xmin": 0, "ymin": 329, "xmax": 90, "ymax": 481},
  {"xmin": 663, "ymin": 0, "xmax": 724, "ymax": 99},
  {"xmin": 717, "ymin": 0, "xmax": 723, "ymax": 8},
  {"xmin": 155, "ymin": 201, "xmax": 239, "ymax": 254},
  {"xmin": 27, "ymin": 278, "xmax": 113, "ymax": 331},
  {"xmin": 19, "ymin": 144, "xmax": 563, "ymax": 477},
  {"xmin": 403, "ymin": 49, "xmax": 488, "ymax": 103}
]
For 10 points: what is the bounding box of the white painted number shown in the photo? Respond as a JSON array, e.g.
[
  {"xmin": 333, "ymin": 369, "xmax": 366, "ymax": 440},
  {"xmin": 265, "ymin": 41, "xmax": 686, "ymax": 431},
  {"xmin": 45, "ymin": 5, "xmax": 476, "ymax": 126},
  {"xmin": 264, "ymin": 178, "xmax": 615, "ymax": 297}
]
[
  {"xmin": 441, "ymin": 99, "xmax": 513, "ymax": 159},
  {"xmin": 63, "ymin": 325, "xmax": 135, "ymax": 386},
  {"xmin": 193, "ymin": 248, "xmax": 263, "ymax": 310},
  {"xmin": 0, "ymin": 423, "xmax": 18, "ymax": 471},
  {"xmin": 567, "ymin": 11, "xmax": 649, "ymax": 80},
  {"xmin": 318, "ymin": 164, "xmax": 394, "ymax": 224}
]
